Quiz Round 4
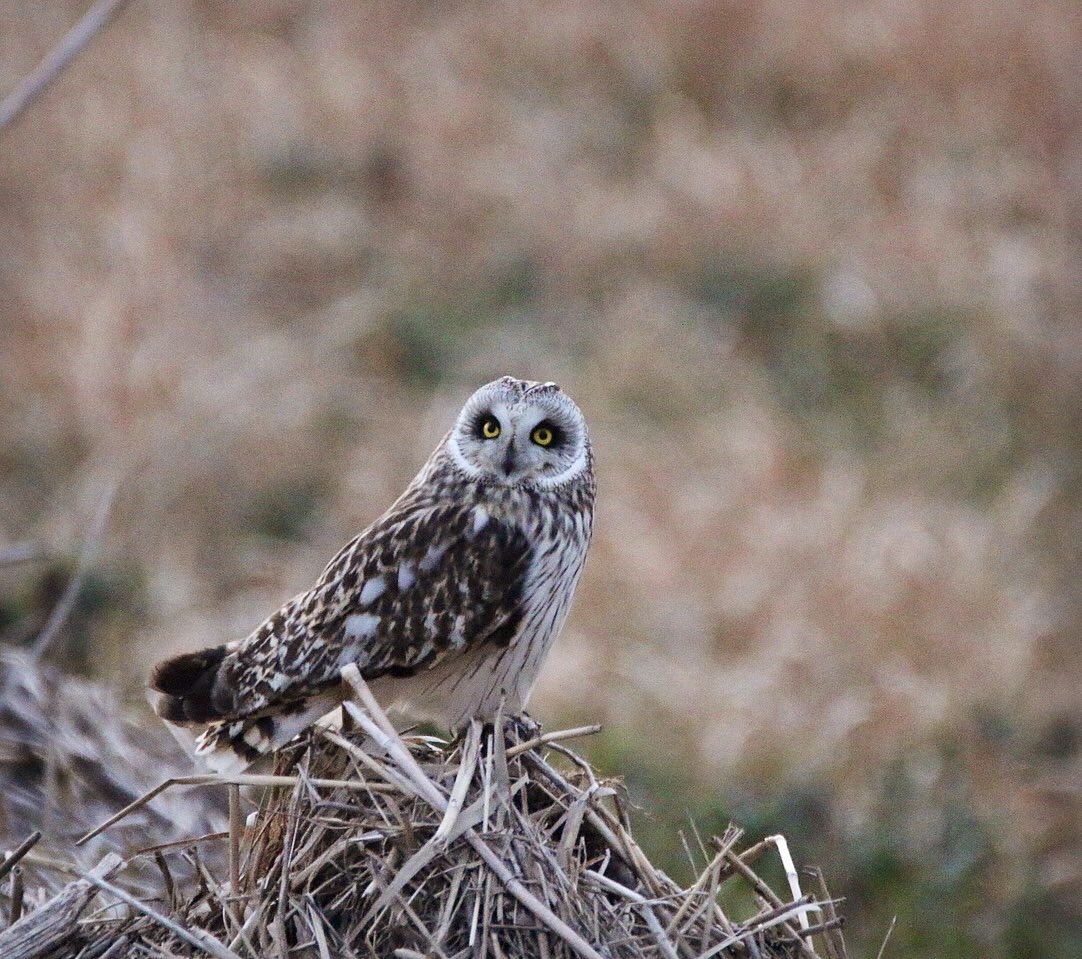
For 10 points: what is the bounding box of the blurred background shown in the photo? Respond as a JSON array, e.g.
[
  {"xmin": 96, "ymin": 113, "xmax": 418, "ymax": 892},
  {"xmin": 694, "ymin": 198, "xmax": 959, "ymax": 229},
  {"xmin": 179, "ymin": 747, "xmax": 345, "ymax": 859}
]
[{"xmin": 0, "ymin": 1, "xmax": 1079, "ymax": 955}]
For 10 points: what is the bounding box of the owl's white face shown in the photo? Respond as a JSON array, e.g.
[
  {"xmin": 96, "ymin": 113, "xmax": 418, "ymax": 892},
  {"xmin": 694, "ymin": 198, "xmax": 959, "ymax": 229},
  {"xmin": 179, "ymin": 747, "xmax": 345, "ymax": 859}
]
[{"xmin": 446, "ymin": 377, "xmax": 590, "ymax": 488}]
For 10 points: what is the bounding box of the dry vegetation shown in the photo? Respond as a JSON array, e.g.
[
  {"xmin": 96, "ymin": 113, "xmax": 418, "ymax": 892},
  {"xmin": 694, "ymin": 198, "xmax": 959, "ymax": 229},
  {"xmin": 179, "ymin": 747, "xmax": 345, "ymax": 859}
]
[
  {"xmin": 0, "ymin": 2, "xmax": 1079, "ymax": 956},
  {"xmin": 0, "ymin": 657, "xmax": 846, "ymax": 959},
  {"xmin": 0, "ymin": 649, "xmax": 228, "ymax": 895}
]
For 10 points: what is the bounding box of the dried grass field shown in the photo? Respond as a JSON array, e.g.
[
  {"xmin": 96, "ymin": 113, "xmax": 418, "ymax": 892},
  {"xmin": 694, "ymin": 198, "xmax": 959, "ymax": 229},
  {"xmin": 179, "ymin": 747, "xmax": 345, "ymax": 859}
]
[{"xmin": 1, "ymin": 2, "xmax": 1080, "ymax": 956}]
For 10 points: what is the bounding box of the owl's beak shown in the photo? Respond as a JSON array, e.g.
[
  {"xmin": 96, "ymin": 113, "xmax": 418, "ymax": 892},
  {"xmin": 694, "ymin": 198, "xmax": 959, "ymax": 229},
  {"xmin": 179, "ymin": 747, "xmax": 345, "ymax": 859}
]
[{"xmin": 501, "ymin": 445, "xmax": 517, "ymax": 478}]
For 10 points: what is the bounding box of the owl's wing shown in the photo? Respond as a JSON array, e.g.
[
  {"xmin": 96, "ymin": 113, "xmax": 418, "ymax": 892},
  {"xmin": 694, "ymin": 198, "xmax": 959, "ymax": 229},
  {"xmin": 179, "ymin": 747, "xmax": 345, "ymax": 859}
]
[
  {"xmin": 326, "ymin": 501, "xmax": 534, "ymax": 679},
  {"xmin": 151, "ymin": 498, "xmax": 533, "ymax": 733}
]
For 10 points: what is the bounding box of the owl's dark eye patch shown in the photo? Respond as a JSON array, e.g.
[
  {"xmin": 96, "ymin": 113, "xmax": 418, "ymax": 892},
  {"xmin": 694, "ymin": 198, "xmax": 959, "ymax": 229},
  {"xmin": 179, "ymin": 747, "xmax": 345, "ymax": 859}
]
[
  {"xmin": 474, "ymin": 413, "xmax": 502, "ymax": 439},
  {"xmin": 530, "ymin": 420, "xmax": 564, "ymax": 448}
]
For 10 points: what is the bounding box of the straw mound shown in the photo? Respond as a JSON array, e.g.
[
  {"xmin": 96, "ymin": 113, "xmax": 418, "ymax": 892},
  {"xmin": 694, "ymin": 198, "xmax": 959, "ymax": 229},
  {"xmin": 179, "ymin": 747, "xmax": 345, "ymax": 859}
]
[
  {"xmin": 0, "ymin": 663, "xmax": 846, "ymax": 959},
  {"xmin": 0, "ymin": 649, "xmax": 228, "ymax": 890}
]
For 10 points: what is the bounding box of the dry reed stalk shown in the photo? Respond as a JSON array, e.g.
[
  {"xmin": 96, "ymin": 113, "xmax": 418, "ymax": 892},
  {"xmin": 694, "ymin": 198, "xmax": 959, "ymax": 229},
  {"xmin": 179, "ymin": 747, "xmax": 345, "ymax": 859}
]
[
  {"xmin": 1, "ymin": 654, "xmax": 847, "ymax": 958},
  {"xmin": 0, "ymin": 0, "xmax": 134, "ymax": 132},
  {"xmin": 0, "ymin": 649, "xmax": 229, "ymax": 899}
]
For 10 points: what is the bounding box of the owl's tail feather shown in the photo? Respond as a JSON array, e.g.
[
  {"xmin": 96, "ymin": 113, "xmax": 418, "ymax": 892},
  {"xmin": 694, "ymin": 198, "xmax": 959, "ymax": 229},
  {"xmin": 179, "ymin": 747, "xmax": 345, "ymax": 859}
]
[
  {"xmin": 150, "ymin": 643, "xmax": 234, "ymax": 724},
  {"xmin": 193, "ymin": 690, "xmax": 344, "ymax": 775},
  {"xmin": 151, "ymin": 645, "xmax": 345, "ymax": 773}
]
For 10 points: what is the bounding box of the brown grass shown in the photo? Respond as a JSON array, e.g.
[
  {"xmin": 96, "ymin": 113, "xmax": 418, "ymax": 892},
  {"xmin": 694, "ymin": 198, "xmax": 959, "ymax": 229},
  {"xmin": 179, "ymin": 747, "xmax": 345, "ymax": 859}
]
[
  {"xmin": 0, "ymin": 658, "xmax": 845, "ymax": 958},
  {"xmin": 0, "ymin": 649, "xmax": 227, "ymax": 898},
  {"xmin": 0, "ymin": 1, "xmax": 1078, "ymax": 950}
]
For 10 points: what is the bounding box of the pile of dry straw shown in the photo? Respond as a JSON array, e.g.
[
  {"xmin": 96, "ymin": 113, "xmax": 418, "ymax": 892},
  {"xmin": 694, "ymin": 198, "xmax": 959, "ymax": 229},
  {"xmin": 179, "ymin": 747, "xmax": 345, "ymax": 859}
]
[{"xmin": 0, "ymin": 656, "xmax": 846, "ymax": 958}]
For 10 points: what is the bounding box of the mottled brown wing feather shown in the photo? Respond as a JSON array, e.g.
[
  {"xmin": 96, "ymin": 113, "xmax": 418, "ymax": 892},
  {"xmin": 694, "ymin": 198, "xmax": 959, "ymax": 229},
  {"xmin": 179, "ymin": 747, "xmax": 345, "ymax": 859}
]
[
  {"xmin": 153, "ymin": 498, "xmax": 533, "ymax": 726},
  {"xmin": 335, "ymin": 503, "xmax": 533, "ymax": 677}
]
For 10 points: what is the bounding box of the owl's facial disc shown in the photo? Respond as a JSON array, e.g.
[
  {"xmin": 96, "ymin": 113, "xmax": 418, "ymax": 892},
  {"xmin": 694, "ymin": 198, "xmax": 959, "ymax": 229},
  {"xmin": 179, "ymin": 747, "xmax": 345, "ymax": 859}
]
[{"xmin": 449, "ymin": 377, "xmax": 589, "ymax": 486}]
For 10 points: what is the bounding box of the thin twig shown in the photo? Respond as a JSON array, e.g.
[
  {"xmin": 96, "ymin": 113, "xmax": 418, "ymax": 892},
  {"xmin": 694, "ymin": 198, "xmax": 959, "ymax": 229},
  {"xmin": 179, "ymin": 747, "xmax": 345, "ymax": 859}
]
[
  {"xmin": 809, "ymin": 865, "xmax": 847, "ymax": 959},
  {"xmin": 340, "ymin": 665, "xmax": 443, "ymax": 806},
  {"xmin": 228, "ymin": 785, "xmax": 243, "ymax": 926},
  {"xmin": 7, "ymin": 867, "xmax": 24, "ymax": 925},
  {"xmin": 133, "ymin": 831, "xmax": 230, "ymax": 858},
  {"xmin": 0, "ymin": 832, "xmax": 42, "ymax": 883},
  {"xmin": 799, "ymin": 917, "xmax": 846, "ymax": 938},
  {"xmin": 0, "ymin": 0, "xmax": 136, "ymax": 133},
  {"xmin": 80, "ymin": 868, "xmax": 244, "ymax": 959},
  {"xmin": 875, "ymin": 915, "xmax": 897, "ymax": 959},
  {"xmin": 76, "ymin": 771, "xmax": 395, "ymax": 846},
  {"xmin": 504, "ymin": 724, "xmax": 602, "ymax": 758}
]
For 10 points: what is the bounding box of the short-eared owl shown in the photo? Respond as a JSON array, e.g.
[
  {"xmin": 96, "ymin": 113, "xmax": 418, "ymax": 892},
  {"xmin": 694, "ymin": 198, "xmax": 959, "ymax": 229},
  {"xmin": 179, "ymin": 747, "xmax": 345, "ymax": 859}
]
[{"xmin": 151, "ymin": 377, "xmax": 595, "ymax": 772}]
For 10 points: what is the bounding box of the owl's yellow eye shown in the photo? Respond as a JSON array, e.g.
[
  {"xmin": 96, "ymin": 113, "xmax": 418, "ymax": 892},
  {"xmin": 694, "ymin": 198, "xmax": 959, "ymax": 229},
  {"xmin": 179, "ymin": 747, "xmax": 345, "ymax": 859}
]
[
  {"xmin": 480, "ymin": 416, "xmax": 501, "ymax": 439},
  {"xmin": 531, "ymin": 425, "xmax": 554, "ymax": 447}
]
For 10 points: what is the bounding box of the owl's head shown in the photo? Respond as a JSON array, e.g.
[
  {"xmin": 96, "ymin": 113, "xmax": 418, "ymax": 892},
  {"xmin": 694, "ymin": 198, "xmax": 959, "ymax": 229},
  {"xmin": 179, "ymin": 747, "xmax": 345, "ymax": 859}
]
[{"xmin": 446, "ymin": 376, "xmax": 591, "ymax": 487}]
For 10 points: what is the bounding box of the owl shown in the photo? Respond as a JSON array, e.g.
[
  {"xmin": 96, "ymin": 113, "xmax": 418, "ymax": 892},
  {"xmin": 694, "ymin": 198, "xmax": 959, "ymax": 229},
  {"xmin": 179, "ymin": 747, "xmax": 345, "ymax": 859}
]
[{"xmin": 150, "ymin": 376, "xmax": 595, "ymax": 772}]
